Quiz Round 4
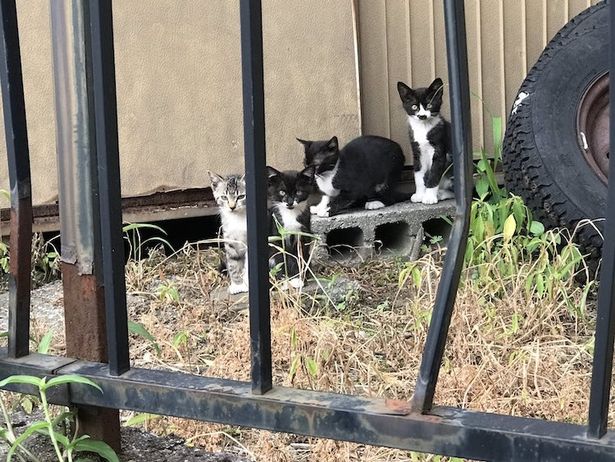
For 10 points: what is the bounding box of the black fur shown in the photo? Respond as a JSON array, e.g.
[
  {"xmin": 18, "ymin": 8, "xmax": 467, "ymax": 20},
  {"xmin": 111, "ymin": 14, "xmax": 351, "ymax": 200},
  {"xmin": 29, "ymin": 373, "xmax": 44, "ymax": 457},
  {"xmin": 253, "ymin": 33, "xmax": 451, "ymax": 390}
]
[
  {"xmin": 397, "ymin": 78, "xmax": 453, "ymax": 201},
  {"xmin": 299, "ymin": 135, "xmax": 409, "ymax": 216},
  {"xmin": 266, "ymin": 166, "xmax": 315, "ymax": 279}
]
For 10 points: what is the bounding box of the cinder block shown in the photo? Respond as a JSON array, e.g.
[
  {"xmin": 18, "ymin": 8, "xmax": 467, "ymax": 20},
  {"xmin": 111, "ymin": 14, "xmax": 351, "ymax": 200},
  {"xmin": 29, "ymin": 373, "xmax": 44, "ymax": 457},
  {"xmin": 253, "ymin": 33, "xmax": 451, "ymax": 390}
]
[{"xmin": 310, "ymin": 199, "xmax": 455, "ymax": 261}]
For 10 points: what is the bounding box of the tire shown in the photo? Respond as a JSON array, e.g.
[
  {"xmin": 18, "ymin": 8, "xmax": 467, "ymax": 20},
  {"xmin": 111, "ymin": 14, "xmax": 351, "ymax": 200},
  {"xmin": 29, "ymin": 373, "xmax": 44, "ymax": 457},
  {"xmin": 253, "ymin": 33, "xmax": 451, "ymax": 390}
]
[{"xmin": 502, "ymin": 1, "xmax": 609, "ymax": 274}]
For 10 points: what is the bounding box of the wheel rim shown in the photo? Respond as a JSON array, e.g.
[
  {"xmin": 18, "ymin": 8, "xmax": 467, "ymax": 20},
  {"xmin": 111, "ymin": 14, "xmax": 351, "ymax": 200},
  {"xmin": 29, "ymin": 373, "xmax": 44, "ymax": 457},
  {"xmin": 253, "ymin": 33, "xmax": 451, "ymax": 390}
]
[{"xmin": 577, "ymin": 72, "xmax": 609, "ymax": 184}]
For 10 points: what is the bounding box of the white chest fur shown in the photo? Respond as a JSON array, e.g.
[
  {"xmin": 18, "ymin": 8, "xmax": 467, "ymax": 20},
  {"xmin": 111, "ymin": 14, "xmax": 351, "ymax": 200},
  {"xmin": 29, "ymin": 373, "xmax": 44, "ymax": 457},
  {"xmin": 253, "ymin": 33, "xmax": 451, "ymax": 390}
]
[
  {"xmin": 315, "ymin": 162, "xmax": 340, "ymax": 197},
  {"xmin": 275, "ymin": 203, "xmax": 305, "ymax": 232},
  {"xmin": 220, "ymin": 209, "xmax": 247, "ymax": 237},
  {"xmin": 408, "ymin": 115, "xmax": 440, "ymax": 172}
]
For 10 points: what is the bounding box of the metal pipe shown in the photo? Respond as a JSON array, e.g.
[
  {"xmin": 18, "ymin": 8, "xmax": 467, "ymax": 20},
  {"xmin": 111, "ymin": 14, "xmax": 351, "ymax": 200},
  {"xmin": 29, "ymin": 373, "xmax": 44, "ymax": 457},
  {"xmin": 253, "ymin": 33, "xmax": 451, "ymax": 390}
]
[
  {"xmin": 587, "ymin": 0, "xmax": 615, "ymax": 439},
  {"xmin": 239, "ymin": 0, "xmax": 273, "ymax": 394},
  {"xmin": 0, "ymin": 0, "xmax": 32, "ymax": 359},
  {"xmin": 86, "ymin": 0, "xmax": 130, "ymax": 376},
  {"xmin": 50, "ymin": 0, "xmax": 96, "ymax": 274},
  {"xmin": 412, "ymin": 0, "xmax": 473, "ymax": 412}
]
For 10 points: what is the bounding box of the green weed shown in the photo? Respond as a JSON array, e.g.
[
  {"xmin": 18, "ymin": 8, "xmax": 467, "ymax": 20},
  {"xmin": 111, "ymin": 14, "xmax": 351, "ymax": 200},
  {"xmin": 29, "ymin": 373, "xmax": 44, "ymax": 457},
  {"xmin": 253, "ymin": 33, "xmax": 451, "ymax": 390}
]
[{"xmin": 0, "ymin": 374, "xmax": 118, "ymax": 462}]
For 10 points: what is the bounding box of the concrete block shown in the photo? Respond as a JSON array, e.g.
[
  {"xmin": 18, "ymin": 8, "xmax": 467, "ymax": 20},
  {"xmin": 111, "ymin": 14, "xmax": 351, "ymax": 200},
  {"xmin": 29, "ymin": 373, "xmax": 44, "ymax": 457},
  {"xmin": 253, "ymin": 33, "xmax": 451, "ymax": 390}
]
[{"xmin": 310, "ymin": 199, "xmax": 455, "ymax": 261}]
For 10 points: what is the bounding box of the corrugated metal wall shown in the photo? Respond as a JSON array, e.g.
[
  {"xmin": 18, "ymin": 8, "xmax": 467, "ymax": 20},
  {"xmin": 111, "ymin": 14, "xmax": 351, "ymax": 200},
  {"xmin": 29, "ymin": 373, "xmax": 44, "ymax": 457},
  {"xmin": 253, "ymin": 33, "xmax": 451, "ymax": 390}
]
[{"xmin": 358, "ymin": 0, "xmax": 602, "ymax": 158}]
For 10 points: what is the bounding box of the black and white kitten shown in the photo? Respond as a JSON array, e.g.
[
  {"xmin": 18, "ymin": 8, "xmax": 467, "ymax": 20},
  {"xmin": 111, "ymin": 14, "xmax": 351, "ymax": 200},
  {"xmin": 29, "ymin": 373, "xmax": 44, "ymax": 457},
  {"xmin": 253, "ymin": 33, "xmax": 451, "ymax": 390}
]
[
  {"xmin": 397, "ymin": 78, "xmax": 454, "ymax": 204},
  {"xmin": 266, "ymin": 166, "xmax": 315, "ymax": 288},
  {"xmin": 299, "ymin": 135, "xmax": 408, "ymax": 217},
  {"xmin": 208, "ymin": 171, "xmax": 249, "ymax": 294}
]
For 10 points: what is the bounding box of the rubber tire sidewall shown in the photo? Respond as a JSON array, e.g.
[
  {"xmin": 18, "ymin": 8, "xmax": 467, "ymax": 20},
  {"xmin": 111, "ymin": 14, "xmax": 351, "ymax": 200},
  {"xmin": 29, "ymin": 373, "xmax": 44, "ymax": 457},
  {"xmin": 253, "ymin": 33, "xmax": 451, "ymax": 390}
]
[
  {"xmin": 503, "ymin": 4, "xmax": 609, "ymax": 227},
  {"xmin": 526, "ymin": 7, "xmax": 608, "ymax": 221}
]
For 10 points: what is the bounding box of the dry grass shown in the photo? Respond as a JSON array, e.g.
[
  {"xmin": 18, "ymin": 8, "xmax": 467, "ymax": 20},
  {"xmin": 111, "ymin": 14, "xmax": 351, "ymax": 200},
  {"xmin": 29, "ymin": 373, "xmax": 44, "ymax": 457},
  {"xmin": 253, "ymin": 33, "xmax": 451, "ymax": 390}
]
[{"xmin": 117, "ymin": 238, "xmax": 613, "ymax": 462}]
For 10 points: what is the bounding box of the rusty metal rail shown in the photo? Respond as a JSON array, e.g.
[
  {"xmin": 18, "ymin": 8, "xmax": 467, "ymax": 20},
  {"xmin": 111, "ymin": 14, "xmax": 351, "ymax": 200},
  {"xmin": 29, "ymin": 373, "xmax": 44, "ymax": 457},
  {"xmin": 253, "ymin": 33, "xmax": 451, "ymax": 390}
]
[{"xmin": 1, "ymin": 0, "xmax": 614, "ymax": 460}]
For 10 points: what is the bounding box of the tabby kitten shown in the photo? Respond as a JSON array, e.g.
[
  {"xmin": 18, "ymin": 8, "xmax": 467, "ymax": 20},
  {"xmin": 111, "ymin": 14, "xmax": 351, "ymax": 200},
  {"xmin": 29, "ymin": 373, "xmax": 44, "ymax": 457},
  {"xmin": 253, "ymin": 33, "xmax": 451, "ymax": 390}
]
[
  {"xmin": 208, "ymin": 171, "xmax": 249, "ymax": 294},
  {"xmin": 267, "ymin": 166, "xmax": 315, "ymax": 288}
]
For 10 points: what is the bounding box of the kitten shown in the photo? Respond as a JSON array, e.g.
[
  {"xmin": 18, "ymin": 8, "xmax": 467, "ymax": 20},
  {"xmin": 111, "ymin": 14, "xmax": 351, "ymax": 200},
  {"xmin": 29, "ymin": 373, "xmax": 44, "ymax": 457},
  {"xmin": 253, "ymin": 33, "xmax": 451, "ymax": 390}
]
[
  {"xmin": 208, "ymin": 171, "xmax": 249, "ymax": 294},
  {"xmin": 298, "ymin": 135, "xmax": 409, "ymax": 217},
  {"xmin": 397, "ymin": 78, "xmax": 454, "ymax": 204},
  {"xmin": 266, "ymin": 166, "xmax": 315, "ymax": 288}
]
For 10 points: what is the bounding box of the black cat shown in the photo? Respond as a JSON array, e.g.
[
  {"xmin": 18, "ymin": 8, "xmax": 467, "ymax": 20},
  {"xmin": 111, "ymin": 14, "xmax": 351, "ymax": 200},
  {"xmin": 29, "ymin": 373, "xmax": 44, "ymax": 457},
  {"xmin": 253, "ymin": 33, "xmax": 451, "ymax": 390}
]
[
  {"xmin": 266, "ymin": 166, "xmax": 315, "ymax": 288},
  {"xmin": 298, "ymin": 135, "xmax": 409, "ymax": 217},
  {"xmin": 397, "ymin": 78, "xmax": 454, "ymax": 204}
]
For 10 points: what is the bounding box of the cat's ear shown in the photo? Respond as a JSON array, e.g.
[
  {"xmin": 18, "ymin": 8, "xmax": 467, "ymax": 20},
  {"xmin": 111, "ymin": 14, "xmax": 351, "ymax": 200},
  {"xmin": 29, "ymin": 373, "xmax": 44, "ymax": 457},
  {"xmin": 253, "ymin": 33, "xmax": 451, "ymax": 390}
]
[
  {"xmin": 326, "ymin": 136, "xmax": 338, "ymax": 152},
  {"xmin": 300, "ymin": 165, "xmax": 316, "ymax": 179},
  {"xmin": 266, "ymin": 166, "xmax": 281, "ymax": 179},
  {"xmin": 428, "ymin": 78, "xmax": 444, "ymax": 95},
  {"xmin": 296, "ymin": 138, "xmax": 311, "ymax": 148},
  {"xmin": 397, "ymin": 81, "xmax": 415, "ymax": 101},
  {"xmin": 208, "ymin": 170, "xmax": 224, "ymax": 187}
]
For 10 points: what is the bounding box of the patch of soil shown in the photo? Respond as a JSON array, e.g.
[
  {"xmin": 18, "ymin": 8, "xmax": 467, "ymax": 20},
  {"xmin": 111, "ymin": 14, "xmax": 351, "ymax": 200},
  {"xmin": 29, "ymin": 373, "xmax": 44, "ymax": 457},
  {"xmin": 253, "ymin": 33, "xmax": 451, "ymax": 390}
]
[{"xmin": 1, "ymin": 410, "xmax": 247, "ymax": 461}]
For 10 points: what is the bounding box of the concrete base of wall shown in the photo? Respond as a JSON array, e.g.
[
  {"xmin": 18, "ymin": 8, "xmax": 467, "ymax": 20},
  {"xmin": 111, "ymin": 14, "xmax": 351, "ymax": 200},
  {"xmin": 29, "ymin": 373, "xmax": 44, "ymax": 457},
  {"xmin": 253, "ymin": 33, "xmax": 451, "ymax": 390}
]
[{"xmin": 311, "ymin": 199, "xmax": 455, "ymax": 262}]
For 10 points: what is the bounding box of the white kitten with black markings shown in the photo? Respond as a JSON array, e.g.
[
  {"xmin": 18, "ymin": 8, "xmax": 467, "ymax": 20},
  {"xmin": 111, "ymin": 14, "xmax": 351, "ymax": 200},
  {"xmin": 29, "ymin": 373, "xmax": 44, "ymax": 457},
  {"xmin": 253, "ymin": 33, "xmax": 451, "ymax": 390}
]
[{"xmin": 397, "ymin": 78, "xmax": 454, "ymax": 205}]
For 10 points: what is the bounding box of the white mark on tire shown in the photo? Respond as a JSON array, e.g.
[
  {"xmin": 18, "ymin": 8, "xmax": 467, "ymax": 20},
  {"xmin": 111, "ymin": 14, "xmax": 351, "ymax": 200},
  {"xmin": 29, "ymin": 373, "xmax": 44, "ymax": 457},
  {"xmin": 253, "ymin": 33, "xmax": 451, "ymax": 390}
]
[
  {"xmin": 580, "ymin": 132, "xmax": 589, "ymax": 150},
  {"xmin": 512, "ymin": 92, "xmax": 529, "ymax": 115}
]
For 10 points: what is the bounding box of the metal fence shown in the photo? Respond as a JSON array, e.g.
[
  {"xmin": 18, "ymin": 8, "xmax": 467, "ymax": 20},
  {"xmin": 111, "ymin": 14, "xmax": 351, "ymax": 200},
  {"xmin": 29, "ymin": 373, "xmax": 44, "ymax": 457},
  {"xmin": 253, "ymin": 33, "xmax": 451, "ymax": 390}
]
[{"xmin": 1, "ymin": 0, "xmax": 614, "ymax": 460}]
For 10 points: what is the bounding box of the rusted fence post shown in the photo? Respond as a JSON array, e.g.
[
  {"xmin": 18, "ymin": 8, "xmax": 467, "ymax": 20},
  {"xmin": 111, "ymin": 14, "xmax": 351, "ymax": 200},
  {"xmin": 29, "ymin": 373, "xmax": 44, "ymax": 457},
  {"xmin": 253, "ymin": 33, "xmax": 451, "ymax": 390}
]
[{"xmin": 49, "ymin": 0, "xmax": 121, "ymax": 451}]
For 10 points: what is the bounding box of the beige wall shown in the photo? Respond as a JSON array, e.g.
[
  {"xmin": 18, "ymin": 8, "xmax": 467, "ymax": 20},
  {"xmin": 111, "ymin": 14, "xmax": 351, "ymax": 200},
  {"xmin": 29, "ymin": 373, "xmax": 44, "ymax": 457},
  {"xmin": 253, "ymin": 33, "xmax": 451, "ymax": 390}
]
[
  {"xmin": 0, "ymin": 0, "xmax": 360, "ymax": 206},
  {"xmin": 358, "ymin": 0, "xmax": 602, "ymax": 159},
  {"xmin": 0, "ymin": 0, "xmax": 605, "ymax": 209}
]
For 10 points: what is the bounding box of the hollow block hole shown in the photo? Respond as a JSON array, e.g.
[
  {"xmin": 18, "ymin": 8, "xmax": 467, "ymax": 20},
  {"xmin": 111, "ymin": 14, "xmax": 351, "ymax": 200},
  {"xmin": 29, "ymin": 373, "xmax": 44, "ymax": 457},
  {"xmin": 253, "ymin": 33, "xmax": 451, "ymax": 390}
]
[
  {"xmin": 374, "ymin": 221, "xmax": 413, "ymax": 254},
  {"xmin": 326, "ymin": 227, "xmax": 365, "ymax": 260}
]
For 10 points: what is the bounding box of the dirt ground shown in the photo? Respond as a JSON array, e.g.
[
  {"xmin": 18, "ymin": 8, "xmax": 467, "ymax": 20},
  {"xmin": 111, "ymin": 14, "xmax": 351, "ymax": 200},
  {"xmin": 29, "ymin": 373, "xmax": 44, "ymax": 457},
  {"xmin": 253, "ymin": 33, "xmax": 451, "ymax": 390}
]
[
  {"xmin": 0, "ymin": 242, "xmax": 612, "ymax": 461},
  {"xmin": 0, "ymin": 410, "xmax": 247, "ymax": 461}
]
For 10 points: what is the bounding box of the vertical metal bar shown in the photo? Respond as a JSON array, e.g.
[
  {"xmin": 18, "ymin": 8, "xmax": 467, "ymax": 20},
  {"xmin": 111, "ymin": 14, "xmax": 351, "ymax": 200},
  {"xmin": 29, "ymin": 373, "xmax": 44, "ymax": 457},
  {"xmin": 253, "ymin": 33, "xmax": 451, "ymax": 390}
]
[
  {"xmin": 412, "ymin": 0, "xmax": 472, "ymax": 412},
  {"xmin": 0, "ymin": 0, "xmax": 32, "ymax": 359},
  {"xmin": 87, "ymin": 0, "xmax": 130, "ymax": 376},
  {"xmin": 587, "ymin": 0, "xmax": 615, "ymax": 439},
  {"xmin": 50, "ymin": 0, "xmax": 109, "ymax": 363},
  {"xmin": 239, "ymin": 0, "xmax": 273, "ymax": 394},
  {"xmin": 50, "ymin": 0, "xmax": 121, "ymax": 448}
]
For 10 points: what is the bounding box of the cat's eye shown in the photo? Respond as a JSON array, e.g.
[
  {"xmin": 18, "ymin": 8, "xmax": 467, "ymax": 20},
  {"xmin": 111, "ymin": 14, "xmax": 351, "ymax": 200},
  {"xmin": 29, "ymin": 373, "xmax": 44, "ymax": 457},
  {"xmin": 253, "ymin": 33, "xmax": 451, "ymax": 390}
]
[
  {"xmin": 237, "ymin": 194, "xmax": 245, "ymax": 200},
  {"xmin": 427, "ymin": 104, "xmax": 433, "ymax": 109},
  {"xmin": 279, "ymin": 191, "xmax": 286, "ymax": 197},
  {"xmin": 411, "ymin": 105, "xmax": 418, "ymax": 110}
]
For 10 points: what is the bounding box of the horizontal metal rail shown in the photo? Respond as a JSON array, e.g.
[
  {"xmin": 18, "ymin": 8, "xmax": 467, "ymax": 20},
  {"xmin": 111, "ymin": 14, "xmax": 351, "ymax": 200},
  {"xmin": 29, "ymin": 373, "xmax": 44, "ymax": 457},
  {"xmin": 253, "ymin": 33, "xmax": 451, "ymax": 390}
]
[{"xmin": 1, "ymin": 351, "xmax": 614, "ymax": 462}]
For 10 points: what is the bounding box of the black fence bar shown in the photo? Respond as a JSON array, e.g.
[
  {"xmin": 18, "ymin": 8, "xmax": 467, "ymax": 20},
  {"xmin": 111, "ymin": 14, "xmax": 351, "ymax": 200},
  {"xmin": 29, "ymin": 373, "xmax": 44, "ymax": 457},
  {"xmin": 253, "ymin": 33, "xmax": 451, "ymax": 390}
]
[
  {"xmin": 587, "ymin": 0, "xmax": 615, "ymax": 439},
  {"xmin": 412, "ymin": 0, "xmax": 473, "ymax": 412},
  {"xmin": 0, "ymin": 0, "xmax": 32, "ymax": 359},
  {"xmin": 1, "ymin": 352, "xmax": 614, "ymax": 461},
  {"xmin": 239, "ymin": 0, "xmax": 273, "ymax": 394},
  {"xmin": 86, "ymin": 0, "xmax": 130, "ymax": 376}
]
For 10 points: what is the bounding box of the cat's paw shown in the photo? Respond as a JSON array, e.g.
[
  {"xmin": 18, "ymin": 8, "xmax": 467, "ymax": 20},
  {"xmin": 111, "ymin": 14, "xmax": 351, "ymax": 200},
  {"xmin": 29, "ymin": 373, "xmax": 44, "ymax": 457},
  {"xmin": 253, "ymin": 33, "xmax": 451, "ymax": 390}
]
[
  {"xmin": 422, "ymin": 190, "xmax": 439, "ymax": 205},
  {"xmin": 289, "ymin": 277, "xmax": 304, "ymax": 289},
  {"xmin": 365, "ymin": 200, "xmax": 385, "ymax": 210},
  {"xmin": 411, "ymin": 193, "xmax": 423, "ymax": 203},
  {"xmin": 228, "ymin": 282, "xmax": 249, "ymax": 294},
  {"xmin": 311, "ymin": 204, "xmax": 330, "ymax": 217}
]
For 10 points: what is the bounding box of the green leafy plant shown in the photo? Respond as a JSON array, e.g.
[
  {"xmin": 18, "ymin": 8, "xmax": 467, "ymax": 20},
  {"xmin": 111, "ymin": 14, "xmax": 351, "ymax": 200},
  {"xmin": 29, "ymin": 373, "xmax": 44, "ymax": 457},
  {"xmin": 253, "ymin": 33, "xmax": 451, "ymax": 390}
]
[
  {"xmin": 156, "ymin": 281, "xmax": 180, "ymax": 303},
  {"xmin": 0, "ymin": 239, "xmax": 9, "ymax": 273},
  {"xmin": 122, "ymin": 222, "xmax": 172, "ymax": 262},
  {"xmin": 123, "ymin": 412, "xmax": 161, "ymax": 429},
  {"xmin": 36, "ymin": 331, "xmax": 54, "ymax": 355},
  {"xmin": 128, "ymin": 320, "xmax": 161, "ymax": 355},
  {"xmin": 0, "ymin": 374, "xmax": 119, "ymax": 462}
]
